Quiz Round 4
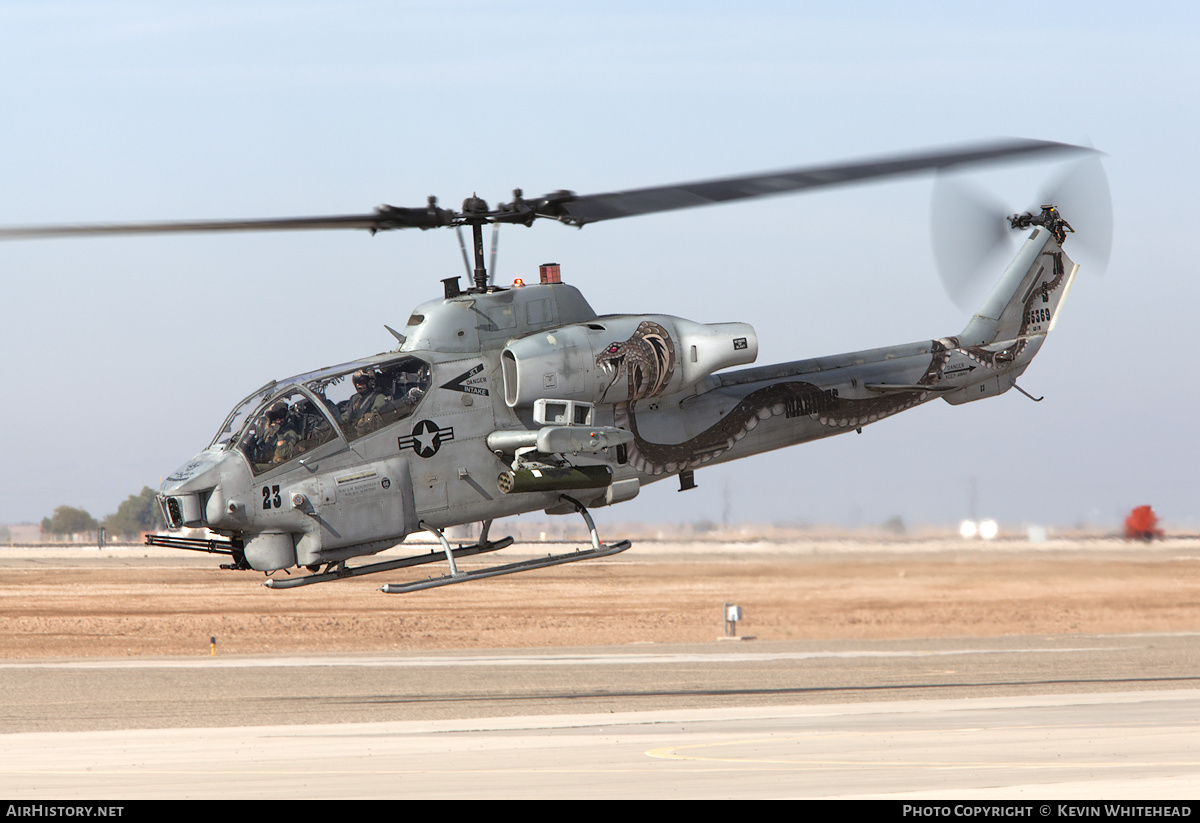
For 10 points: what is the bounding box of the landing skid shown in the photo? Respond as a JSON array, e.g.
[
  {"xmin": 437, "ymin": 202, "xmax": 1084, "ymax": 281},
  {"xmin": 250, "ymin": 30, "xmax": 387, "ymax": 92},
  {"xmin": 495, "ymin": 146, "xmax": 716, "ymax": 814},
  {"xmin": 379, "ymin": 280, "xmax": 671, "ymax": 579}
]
[
  {"xmin": 380, "ymin": 540, "xmax": 631, "ymax": 593},
  {"xmin": 381, "ymin": 495, "xmax": 632, "ymax": 594},
  {"xmin": 263, "ymin": 533, "xmax": 513, "ymax": 589}
]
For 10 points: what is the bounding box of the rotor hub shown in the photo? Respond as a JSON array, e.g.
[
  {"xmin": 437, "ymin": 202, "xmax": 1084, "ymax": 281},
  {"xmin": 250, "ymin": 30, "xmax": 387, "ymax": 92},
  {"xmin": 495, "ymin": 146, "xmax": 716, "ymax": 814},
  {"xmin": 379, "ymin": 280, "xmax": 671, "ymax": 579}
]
[
  {"xmin": 462, "ymin": 195, "xmax": 489, "ymax": 215},
  {"xmin": 1010, "ymin": 205, "xmax": 1074, "ymax": 245}
]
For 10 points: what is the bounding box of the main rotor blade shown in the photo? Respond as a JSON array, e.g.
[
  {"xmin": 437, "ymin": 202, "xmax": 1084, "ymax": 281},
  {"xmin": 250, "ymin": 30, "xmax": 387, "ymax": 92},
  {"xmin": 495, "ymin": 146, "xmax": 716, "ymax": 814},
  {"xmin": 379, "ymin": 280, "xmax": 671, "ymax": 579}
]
[
  {"xmin": 0, "ymin": 139, "xmax": 1093, "ymax": 241},
  {"xmin": 0, "ymin": 215, "xmax": 360, "ymax": 239},
  {"xmin": 0, "ymin": 206, "xmax": 449, "ymax": 240},
  {"xmin": 548, "ymin": 139, "xmax": 1092, "ymax": 226}
]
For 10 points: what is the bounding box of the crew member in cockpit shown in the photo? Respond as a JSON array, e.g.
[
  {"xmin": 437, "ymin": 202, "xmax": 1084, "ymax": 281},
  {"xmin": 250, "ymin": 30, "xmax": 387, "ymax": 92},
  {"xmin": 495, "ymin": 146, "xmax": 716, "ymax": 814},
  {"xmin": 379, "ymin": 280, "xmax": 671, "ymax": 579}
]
[
  {"xmin": 392, "ymin": 366, "xmax": 428, "ymax": 411},
  {"xmin": 346, "ymin": 369, "xmax": 390, "ymax": 436},
  {"xmin": 290, "ymin": 399, "xmax": 331, "ymax": 450},
  {"xmin": 266, "ymin": 401, "xmax": 302, "ymax": 464},
  {"xmin": 246, "ymin": 400, "xmax": 296, "ymax": 465}
]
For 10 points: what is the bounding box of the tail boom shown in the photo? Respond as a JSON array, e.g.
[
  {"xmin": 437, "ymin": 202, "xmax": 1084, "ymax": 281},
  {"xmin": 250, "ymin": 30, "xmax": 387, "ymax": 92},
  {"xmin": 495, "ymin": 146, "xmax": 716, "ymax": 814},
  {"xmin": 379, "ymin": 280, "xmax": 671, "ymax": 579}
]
[{"xmin": 617, "ymin": 224, "xmax": 1077, "ymax": 479}]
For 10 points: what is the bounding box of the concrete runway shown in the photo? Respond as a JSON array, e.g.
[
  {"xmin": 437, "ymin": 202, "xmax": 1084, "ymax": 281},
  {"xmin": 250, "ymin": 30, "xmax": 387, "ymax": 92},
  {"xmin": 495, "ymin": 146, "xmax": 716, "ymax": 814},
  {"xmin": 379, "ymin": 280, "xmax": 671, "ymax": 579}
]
[{"xmin": 2, "ymin": 634, "xmax": 1200, "ymax": 798}]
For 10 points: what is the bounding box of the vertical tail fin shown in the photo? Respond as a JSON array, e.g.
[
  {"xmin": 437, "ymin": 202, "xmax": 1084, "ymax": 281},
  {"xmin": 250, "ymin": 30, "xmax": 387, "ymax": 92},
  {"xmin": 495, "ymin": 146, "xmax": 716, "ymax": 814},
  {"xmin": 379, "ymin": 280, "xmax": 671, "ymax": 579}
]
[
  {"xmin": 940, "ymin": 222, "xmax": 1078, "ymax": 406},
  {"xmin": 958, "ymin": 223, "xmax": 1078, "ymax": 347}
]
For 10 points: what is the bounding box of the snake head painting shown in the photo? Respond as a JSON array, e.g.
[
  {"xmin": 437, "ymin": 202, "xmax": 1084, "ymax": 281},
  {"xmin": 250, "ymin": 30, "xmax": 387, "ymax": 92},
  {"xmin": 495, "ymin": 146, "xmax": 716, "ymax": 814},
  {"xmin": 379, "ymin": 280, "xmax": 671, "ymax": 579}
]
[{"xmin": 597, "ymin": 321, "xmax": 677, "ymax": 405}]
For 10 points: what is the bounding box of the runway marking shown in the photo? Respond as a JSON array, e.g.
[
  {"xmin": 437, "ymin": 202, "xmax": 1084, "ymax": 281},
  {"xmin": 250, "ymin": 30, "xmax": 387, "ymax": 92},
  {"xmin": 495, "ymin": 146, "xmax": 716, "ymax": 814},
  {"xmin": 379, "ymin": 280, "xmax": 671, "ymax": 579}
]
[
  {"xmin": 647, "ymin": 723, "xmax": 1200, "ymax": 768},
  {"xmin": 0, "ymin": 647, "xmax": 1122, "ymax": 670},
  {"xmin": 0, "ymin": 767, "xmax": 676, "ymax": 777}
]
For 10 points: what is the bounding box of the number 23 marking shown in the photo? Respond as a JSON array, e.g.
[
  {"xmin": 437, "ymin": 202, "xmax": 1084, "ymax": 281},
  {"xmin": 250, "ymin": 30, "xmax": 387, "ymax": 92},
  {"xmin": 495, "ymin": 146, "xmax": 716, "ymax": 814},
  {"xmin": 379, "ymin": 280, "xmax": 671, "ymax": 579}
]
[{"xmin": 262, "ymin": 485, "xmax": 281, "ymax": 510}]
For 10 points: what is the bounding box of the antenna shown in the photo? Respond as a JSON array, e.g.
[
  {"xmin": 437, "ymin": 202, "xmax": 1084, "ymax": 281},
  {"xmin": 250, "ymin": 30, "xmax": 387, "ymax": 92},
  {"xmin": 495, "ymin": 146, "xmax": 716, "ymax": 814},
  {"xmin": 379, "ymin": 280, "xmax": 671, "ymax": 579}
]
[{"xmin": 488, "ymin": 224, "xmax": 500, "ymax": 286}]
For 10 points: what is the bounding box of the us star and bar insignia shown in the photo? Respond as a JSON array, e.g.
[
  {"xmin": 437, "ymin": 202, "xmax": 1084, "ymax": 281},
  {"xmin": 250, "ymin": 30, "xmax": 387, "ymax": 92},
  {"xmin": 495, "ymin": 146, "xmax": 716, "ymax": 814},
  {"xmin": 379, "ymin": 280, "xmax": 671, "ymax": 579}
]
[{"xmin": 398, "ymin": 419, "xmax": 455, "ymax": 458}]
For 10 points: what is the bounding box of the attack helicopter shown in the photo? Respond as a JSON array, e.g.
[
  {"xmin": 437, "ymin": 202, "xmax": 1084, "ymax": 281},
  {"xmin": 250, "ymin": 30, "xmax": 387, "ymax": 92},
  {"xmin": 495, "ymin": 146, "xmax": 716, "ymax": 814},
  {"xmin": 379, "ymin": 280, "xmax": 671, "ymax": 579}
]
[{"xmin": 0, "ymin": 139, "xmax": 1100, "ymax": 592}]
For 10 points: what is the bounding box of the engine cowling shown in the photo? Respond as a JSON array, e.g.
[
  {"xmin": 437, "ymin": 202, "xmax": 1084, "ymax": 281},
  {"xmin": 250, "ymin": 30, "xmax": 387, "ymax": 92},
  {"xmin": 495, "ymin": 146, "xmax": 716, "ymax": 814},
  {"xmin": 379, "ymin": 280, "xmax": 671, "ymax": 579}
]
[{"xmin": 501, "ymin": 315, "xmax": 757, "ymax": 408}]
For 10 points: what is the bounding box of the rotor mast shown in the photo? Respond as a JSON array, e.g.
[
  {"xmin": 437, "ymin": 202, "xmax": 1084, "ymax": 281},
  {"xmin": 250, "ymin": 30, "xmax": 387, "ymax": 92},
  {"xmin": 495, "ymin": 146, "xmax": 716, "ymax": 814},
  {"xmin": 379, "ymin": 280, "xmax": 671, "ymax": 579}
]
[{"xmin": 461, "ymin": 194, "xmax": 491, "ymax": 292}]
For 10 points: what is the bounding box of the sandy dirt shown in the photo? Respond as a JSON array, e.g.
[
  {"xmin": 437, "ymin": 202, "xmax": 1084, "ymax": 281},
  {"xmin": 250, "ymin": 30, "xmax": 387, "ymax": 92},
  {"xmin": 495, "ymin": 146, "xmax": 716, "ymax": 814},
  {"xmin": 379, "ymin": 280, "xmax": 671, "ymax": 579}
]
[{"xmin": 1, "ymin": 538, "xmax": 1197, "ymax": 658}]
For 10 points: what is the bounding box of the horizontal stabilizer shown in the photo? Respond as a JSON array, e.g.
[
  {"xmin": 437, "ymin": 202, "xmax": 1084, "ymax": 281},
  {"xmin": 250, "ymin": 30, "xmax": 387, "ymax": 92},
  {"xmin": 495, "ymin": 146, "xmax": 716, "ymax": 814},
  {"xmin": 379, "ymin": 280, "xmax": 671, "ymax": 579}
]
[{"xmin": 866, "ymin": 383, "xmax": 956, "ymax": 394}]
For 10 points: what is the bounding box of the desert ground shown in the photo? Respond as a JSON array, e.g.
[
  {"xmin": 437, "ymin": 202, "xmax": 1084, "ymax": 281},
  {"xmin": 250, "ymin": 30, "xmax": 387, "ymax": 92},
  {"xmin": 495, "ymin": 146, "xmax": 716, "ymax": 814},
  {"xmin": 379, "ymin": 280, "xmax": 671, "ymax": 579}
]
[{"xmin": 2, "ymin": 536, "xmax": 1197, "ymax": 658}]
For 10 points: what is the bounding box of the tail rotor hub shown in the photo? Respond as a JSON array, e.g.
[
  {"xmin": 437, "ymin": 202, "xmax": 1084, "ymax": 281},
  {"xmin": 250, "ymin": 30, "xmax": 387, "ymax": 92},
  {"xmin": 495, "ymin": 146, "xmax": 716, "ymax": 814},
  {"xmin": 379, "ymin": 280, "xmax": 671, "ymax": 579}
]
[{"xmin": 1009, "ymin": 205, "xmax": 1074, "ymax": 245}]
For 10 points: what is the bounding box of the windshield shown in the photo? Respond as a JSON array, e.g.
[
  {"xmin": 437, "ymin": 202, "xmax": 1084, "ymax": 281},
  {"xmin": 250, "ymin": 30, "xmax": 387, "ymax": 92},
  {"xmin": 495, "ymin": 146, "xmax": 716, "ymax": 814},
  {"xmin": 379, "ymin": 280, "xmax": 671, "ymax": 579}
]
[
  {"xmin": 306, "ymin": 358, "xmax": 430, "ymax": 441},
  {"xmin": 211, "ymin": 382, "xmax": 278, "ymax": 450},
  {"xmin": 224, "ymin": 354, "xmax": 431, "ymax": 474},
  {"xmin": 236, "ymin": 389, "xmax": 338, "ymax": 474}
]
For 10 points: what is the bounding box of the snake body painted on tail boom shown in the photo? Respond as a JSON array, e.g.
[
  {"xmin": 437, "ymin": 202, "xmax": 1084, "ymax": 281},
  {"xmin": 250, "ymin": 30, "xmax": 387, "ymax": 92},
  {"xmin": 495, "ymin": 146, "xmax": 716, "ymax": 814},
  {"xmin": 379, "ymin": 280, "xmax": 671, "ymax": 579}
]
[{"xmin": 604, "ymin": 224, "xmax": 1075, "ymax": 478}]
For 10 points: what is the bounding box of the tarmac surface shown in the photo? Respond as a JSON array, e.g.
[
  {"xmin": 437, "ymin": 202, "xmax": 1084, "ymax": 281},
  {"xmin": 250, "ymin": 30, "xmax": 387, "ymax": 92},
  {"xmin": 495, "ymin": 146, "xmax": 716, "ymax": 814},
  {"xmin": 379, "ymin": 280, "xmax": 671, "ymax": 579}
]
[{"xmin": 2, "ymin": 538, "xmax": 1198, "ymax": 798}]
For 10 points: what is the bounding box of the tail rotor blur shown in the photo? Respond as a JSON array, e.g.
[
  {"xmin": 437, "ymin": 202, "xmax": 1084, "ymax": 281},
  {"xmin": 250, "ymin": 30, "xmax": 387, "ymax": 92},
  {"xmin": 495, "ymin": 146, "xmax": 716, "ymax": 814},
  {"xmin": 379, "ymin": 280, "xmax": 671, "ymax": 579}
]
[
  {"xmin": 1035, "ymin": 155, "xmax": 1113, "ymax": 276},
  {"xmin": 931, "ymin": 154, "xmax": 1112, "ymax": 313},
  {"xmin": 931, "ymin": 174, "xmax": 1015, "ymax": 312}
]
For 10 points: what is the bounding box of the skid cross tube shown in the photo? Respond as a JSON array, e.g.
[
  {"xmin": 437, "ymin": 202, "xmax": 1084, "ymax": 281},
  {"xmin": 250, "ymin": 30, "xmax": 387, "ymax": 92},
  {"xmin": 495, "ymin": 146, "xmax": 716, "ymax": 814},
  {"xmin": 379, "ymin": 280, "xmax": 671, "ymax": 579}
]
[
  {"xmin": 263, "ymin": 531, "xmax": 513, "ymax": 589},
  {"xmin": 379, "ymin": 540, "xmax": 631, "ymax": 594},
  {"xmin": 381, "ymin": 497, "xmax": 631, "ymax": 594}
]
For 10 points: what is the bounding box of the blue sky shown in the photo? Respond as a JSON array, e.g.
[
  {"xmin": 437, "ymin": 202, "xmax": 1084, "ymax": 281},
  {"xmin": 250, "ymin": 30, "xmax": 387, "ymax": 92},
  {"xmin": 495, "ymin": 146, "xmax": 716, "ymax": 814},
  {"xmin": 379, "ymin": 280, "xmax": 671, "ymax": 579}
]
[{"xmin": 1, "ymin": 1, "xmax": 1196, "ymax": 530}]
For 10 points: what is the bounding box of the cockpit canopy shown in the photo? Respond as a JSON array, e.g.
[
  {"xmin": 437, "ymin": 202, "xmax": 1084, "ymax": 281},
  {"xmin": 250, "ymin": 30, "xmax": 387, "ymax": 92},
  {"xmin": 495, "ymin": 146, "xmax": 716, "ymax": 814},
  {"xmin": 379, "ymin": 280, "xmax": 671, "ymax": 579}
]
[{"xmin": 210, "ymin": 353, "xmax": 431, "ymax": 474}]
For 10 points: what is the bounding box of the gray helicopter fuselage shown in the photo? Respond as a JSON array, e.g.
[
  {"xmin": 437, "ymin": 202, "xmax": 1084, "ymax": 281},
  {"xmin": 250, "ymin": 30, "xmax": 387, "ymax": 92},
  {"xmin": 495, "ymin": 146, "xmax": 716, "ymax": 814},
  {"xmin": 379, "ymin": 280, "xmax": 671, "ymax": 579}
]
[{"xmin": 160, "ymin": 223, "xmax": 1075, "ymax": 575}]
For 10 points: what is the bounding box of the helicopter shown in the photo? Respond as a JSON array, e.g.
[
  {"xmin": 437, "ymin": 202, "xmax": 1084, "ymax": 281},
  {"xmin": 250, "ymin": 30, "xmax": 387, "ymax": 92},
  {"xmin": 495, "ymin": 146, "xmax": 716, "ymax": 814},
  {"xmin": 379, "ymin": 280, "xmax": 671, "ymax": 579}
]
[{"xmin": 0, "ymin": 139, "xmax": 1099, "ymax": 592}]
